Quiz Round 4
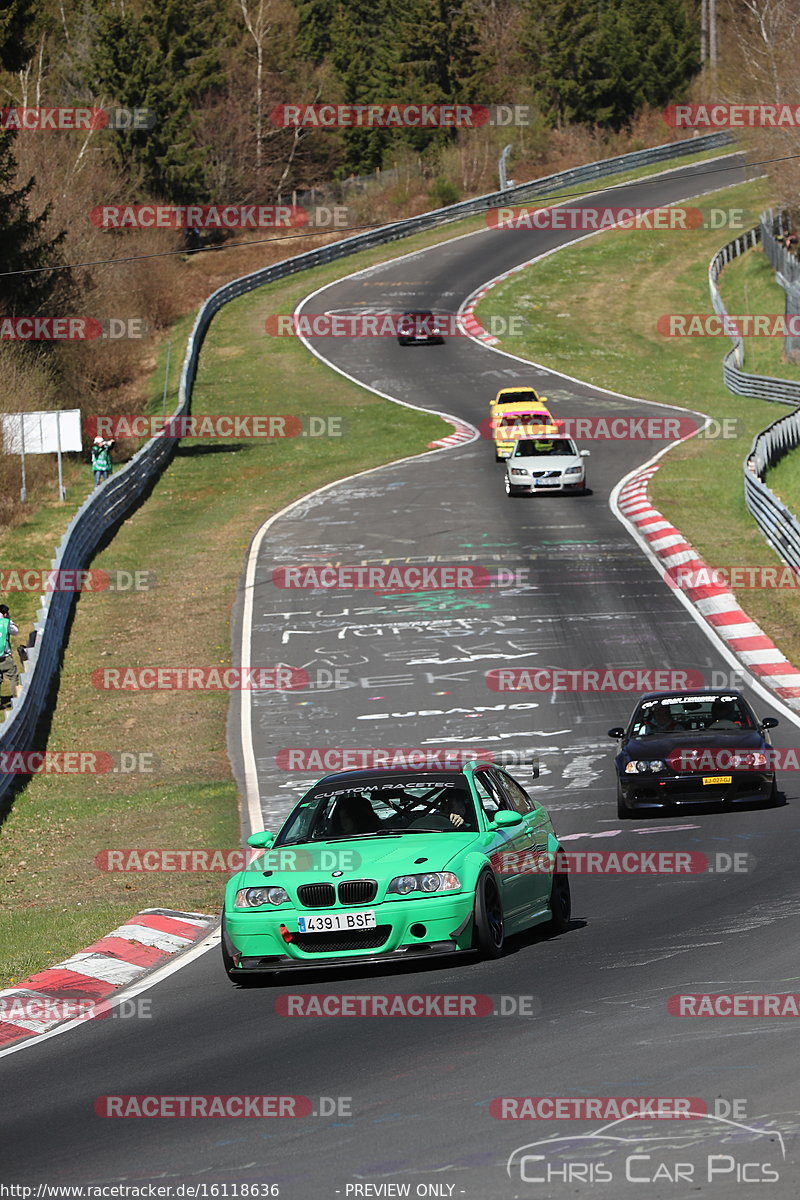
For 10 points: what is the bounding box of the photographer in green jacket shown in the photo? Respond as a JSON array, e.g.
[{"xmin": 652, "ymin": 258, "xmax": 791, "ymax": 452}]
[{"xmin": 0, "ymin": 603, "xmax": 20, "ymax": 709}]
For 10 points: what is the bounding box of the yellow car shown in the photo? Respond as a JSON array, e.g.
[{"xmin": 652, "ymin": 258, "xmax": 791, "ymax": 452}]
[
  {"xmin": 492, "ymin": 402, "xmax": 558, "ymax": 462},
  {"xmin": 491, "ymin": 386, "xmax": 550, "ymax": 414}
]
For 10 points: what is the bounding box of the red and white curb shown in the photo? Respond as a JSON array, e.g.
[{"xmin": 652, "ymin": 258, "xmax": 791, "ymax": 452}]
[
  {"xmin": 617, "ymin": 466, "xmax": 800, "ymax": 711},
  {"xmin": 458, "ymin": 257, "xmax": 540, "ymax": 347},
  {"xmin": 0, "ymin": 908, "xmax": 214, "ymax": 1047},
  {"xmin": 459, "ymin": 283, "xmax": 500, "ymax": 345},
  {"xmin": 427, "ymin": 419, "xmax": 475, "ymax": 449}
]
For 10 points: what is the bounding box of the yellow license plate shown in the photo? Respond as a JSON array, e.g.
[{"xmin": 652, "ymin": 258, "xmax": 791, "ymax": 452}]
[{"xmin": 702, "ymin": 775, "xmax": 732, "ymax": 785}]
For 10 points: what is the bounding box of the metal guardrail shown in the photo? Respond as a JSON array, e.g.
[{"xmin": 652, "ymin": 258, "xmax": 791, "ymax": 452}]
[
  {"xmin": 744, "ymin": 214, "xmax": 800, "ymax": 571},
  {"xmin": 708, "ymin": 213, "xmax": 800, "ymax": 573},
  {"xmin": 744, "ymin": 406, "xmax": 800, "ymax": 573},
  {"xmin": 707, "ymin": 225, "xmax": 800, "ymax": 403},
  {"xmin": 0, "ymin": 130, "xmax": 734, "ymax": 812}
]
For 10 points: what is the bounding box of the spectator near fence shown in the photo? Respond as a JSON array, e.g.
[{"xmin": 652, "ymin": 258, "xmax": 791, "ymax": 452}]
[
  {"xmin": 91, "ymin": 436, "xmax": 114, "ymax": 486},
  {"xmin": 0, "ymin": 604, "xmax": 20, "ymax": 709}
]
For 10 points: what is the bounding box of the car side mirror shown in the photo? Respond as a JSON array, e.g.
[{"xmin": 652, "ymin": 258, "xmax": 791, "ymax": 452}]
[
  {"xmin": 608, "ymin": 727, "xmax": 625, "ymax": 739},
  {"xmin": 580, "ymin": 449, "xmax": 590, "ymax": 457},
  {"xmin": 761, "ymin": 717, "xmax": 778, "ymax": 729},
  {"xmin": 247, "ymin": 831, "xmax": 275, "ymax": 849},
  {"xmin": 491, "ymin": 810, "xmax": 524, "ymax": 828}
]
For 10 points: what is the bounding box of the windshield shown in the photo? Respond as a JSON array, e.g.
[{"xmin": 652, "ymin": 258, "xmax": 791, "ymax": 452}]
[
  {"xmin": 497, "ymin": 390, "xmax": 540, "ymax": 406},
  {"xmin": 498, "ymin": 412, "xmax": 551, "ymax": 429},
  {"xmin": 274, "ymin": 773, "xmax": 479, "ymax": 845},
  {"xmin": 514, "ymin": 438, "xmax": 576, "ymax": 456},
  {"xmin": 630, "ymin": 694, "xmax": 755, "ymax": 738}
]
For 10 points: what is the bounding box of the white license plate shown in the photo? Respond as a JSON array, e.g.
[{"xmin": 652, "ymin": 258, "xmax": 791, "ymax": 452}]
[
  {"xmin": 297, "ymin": 910, "xmax": 377, "ymax": 933},
  {"xmin": 534, "ymin": 479, "xmax": 559, "ymax": 487}
]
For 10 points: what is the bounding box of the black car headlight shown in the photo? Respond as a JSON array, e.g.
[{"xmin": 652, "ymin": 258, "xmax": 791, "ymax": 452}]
[
  {"xmin": 733, "ymin": 751, "xmax": 768, "ymax": 769},
  {"xmin": 624, "ymin": 760, "xmax": 666, "ymax": 774},
  {"xmin": 387, "ymin": 872, "xmax": 461, "ymax": 895},
  {"xmin": 234, "ymin": 886, "xmax": 290, "ymax": 908}
]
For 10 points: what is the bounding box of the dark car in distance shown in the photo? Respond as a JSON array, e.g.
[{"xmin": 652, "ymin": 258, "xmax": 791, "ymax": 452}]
[
  {"xmin": 396, "ymin": 310, "xmax": 447, "ymax": 345},
  {"xmin": 608, "ymin": 689, "xmax": 779, "ymax": 819}
]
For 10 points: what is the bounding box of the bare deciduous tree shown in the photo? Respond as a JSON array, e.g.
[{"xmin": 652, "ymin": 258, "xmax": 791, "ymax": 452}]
[{"xmin": 237, "ymin": 0, "xmax": 275, "ymax": 169}]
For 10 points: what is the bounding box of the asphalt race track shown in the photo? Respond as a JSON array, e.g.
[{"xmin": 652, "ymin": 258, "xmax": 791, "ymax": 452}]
[{"xmin": 3, "ymin": 155, "xmax": 800, "ymax": 1199}]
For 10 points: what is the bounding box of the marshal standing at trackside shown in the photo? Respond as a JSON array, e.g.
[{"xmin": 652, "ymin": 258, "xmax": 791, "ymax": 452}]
[
  {"xmin": 0, "ymin": 603, "xmax": 20, "ymax": 709},
  {"xmin": 91, "ymin": 435, "xmax": 114, "ymax": 486}
]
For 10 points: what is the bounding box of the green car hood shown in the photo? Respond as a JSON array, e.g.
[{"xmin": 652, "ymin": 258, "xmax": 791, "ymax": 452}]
[{"xmin": 233, "ymin": 831, "xmax": 484, "ymax": 887}]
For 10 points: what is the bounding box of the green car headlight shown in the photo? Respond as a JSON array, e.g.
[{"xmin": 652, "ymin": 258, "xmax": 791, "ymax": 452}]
[
  {"xmin": 234, "ymin": 886, "xmax": 289, "ymax": 908},
  {"xmin": 387, "ymin": 872, "xmax": 461, "ymax": 895}
]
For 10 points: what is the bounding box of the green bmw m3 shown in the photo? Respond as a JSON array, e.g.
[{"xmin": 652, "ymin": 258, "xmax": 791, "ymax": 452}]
[{"xmin": 222, "ymin": 763, "xmax": 572, "ymax": 978}]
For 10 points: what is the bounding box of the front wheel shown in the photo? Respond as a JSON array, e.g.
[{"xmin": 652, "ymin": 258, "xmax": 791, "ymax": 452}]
[
  {"xmin": 221, "ymin": 916, "xmax": 238, "ymax": 980},
  {"xmin": 473, "ymin": 872, "xmax": 505, "ymax": 958},
  {"xmin": 541, "ymin": 853, "xmax": 571, "ymax": 937}
]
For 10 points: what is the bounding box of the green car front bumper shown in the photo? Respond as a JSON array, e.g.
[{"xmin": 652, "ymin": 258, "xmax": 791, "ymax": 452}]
[{"xmin": 224, "ymin": 891, "xmax": 475, "ymax": 972}]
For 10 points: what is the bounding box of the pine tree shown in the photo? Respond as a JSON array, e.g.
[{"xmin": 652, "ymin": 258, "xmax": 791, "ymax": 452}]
[
  {"xmin": 0, "ymin": 1, "xmax": 66, "ymax": 314},
  {"xmin": 0, "ymin": 0, "xmax": 38, "ymax": 72},
  {"xmin": 294, "ymin": 0, "xmax": 336, "ymax": 63},
  {"xmin": 524, "ymin": 0, "xmax": 698, "ymax": 129},
  {"xmin": 395, "ymin": 0, "xmax": 485, "ymax": 153},
  {"xmin": 328, "ymin": 0, "xmax": 402, "ymax": 174},
  {"xmin": 0, "ymin": 132, "xmax": 67, "ymax": 314},
  {"xmin": 90, "ymin": 0, "xmax": 227, "ymax": 203}
]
